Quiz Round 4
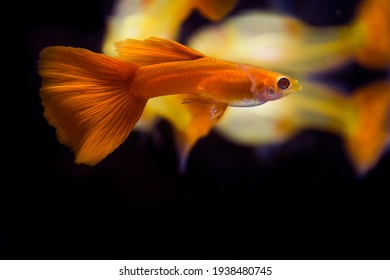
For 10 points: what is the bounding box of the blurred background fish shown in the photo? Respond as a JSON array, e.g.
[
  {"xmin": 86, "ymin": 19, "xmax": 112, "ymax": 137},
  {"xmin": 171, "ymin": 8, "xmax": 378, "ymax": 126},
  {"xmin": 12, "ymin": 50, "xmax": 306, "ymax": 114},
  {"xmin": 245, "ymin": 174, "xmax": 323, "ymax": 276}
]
[
  {"xmin": 102, "ymin": 0, "xmax": 238, "ymax": 56},
  {"xmin": 188, "ymin": 0, "xmax": 390, "ymax": 74},
  {"xmin": 186, "ymin": 0, "xmax": 390, "ymax": 175},
  {"xmin": 215, "ymin": 79, "xmax": 390, "ymax": 176}
]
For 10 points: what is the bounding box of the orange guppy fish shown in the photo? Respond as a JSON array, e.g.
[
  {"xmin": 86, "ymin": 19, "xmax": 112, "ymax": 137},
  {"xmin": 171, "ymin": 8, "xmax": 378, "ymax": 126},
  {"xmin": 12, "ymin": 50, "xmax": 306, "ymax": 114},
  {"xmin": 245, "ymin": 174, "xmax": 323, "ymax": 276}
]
[{"xmin": 38, "ymin": 37, "xmax": 301, "ymax": 166}]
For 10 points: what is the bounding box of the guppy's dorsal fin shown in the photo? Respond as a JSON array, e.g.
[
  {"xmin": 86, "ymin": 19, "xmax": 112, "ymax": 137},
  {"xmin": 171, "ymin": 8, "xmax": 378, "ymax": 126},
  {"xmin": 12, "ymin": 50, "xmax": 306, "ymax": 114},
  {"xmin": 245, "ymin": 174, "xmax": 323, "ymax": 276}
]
[{"xmin": 115, "ymin": 37, "xmax": 206, "ymax": 66}]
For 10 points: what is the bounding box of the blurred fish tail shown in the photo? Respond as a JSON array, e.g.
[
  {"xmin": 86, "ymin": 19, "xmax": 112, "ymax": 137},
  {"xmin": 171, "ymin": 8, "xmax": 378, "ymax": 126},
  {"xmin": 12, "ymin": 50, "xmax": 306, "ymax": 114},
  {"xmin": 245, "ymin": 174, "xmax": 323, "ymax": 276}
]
[
  {"xmin": 38, "ymin": 46, "xmax": 146, "ymax": 165},
  {"xmin": 352, "ymin": 0, "xmax": 390, "ymax": 69},
  {"xmin": 344, "ymin": 80, "xmax": 390, "ymax": 176},
  {"xmin": 195, "ymin": 0, "xmax": 238, "ymax": 21}
]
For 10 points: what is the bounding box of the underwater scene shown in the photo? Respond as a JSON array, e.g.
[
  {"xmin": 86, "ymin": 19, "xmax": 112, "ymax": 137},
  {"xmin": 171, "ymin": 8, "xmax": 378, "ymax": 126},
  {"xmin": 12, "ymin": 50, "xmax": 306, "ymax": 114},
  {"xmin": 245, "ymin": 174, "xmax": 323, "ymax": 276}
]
[{"xmin": 4, "ymin": 0, "xmax": 390, "ymax": 259}]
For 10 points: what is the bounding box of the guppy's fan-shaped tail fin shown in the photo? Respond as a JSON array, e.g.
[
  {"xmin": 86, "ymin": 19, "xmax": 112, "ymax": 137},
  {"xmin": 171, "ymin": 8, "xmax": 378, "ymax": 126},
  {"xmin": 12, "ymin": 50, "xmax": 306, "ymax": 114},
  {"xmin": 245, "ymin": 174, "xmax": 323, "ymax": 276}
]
[
  {"xmin": 38, "ymin": 46, "xmax": 146, "ymax": 166},
  {"xmin": 344, "ymin": 79, "xmax": 390, "ymax": 176}
]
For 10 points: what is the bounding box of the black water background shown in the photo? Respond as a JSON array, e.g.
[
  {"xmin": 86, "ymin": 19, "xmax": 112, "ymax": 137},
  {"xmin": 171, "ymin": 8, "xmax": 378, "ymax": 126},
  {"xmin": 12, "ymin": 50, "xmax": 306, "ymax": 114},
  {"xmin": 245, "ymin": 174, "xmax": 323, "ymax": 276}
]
[{"xmin": 2, "ymin": 0, "xmax": 389, "ymax": 259}]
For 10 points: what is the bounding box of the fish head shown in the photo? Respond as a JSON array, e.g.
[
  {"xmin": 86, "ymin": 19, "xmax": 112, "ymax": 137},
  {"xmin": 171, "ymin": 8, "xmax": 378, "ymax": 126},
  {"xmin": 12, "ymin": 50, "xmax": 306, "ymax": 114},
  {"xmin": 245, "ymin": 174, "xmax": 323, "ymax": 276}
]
[
  {"xmin": 239, "ymin": 64, "xmax": 301, "ymax": 104},
  {"xmin": 264, "ymin": 75, "xmax": 302, "ymax": 101}
]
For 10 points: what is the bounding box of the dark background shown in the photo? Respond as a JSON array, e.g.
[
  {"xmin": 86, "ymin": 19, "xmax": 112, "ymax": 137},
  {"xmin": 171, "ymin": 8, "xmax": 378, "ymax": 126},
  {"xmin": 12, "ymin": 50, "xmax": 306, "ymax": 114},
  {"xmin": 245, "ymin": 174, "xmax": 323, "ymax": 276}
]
[{"xmin": 3, "ymin": 0, "xmax": 389, "ymax": 259}]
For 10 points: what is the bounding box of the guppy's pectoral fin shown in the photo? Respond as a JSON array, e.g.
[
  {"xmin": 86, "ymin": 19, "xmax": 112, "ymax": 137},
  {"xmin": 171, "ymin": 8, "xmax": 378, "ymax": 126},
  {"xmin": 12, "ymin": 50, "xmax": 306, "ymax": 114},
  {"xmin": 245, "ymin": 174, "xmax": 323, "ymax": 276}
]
[
  {"xmin": 211, "ymin": 102, "xmax": 228, "ymax": 120},
  {"xmin": 182, "ymin": 97, "xmax": 228, "ymax": 121},
  {"xmin": 176, "ymin": 96, "xmax": 228, "ymax": 172}
]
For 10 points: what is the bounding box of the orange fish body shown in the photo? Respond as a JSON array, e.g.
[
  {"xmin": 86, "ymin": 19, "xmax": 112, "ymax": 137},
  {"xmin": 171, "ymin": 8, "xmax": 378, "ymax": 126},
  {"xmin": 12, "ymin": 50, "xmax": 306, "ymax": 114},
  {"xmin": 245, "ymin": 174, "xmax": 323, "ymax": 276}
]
[
  {"xmin": 134, "ymin": 59, "xmax": 284, "ymax": 104},
  {"xmin": 38, "ymin": 37, "xmax": 301, "ymax": 166}
]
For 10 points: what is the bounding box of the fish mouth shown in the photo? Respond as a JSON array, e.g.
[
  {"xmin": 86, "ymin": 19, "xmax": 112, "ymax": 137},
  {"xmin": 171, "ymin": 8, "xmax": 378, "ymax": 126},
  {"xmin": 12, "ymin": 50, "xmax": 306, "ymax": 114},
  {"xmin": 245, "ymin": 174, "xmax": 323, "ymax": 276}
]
[
  {"xmin": 282, "ymin": 82, "xmax": 301, "ymax": 97},
  {"xmin": 284, "ymin": 82, "xmax": 301, "ymax": 96},
  {"xmin": 295, "ymin": 80, "xmax": 302, "ymax": 92}
]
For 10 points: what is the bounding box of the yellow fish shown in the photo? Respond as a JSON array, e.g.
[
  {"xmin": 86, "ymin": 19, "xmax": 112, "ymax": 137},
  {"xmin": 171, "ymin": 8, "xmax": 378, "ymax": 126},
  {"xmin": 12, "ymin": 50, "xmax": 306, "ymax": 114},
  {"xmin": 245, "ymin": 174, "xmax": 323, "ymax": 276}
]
[
  {"xmin": 187, "ymin": 0, "xmax": 390, "ymax": 75},
  {"xmin": 215, "ymin": 79, "xmax": 390, "ymax": 176},
  {"xmin": 38, "ymin": 37, "xmax": 301, "ymax": 166},
  {"xmin": 103, "ymin": 0, "xmax": 238, "ymax": 56}
]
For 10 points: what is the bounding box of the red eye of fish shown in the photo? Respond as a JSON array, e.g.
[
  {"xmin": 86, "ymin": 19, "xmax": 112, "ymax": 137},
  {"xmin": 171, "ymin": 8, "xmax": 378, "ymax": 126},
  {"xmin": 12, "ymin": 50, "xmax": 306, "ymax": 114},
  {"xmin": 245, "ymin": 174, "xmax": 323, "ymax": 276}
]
[{"xmin": 277, "ymin": 77, "xmax": 290, "ymax": 90}]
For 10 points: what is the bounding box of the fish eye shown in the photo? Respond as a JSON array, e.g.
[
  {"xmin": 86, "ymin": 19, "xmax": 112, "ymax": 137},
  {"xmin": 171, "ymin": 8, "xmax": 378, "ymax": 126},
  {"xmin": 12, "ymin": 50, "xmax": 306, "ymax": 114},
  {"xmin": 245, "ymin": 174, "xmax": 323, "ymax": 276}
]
[{"xmin": 277, "ymin": 77, "xmax": 290, "ymax": 90}]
